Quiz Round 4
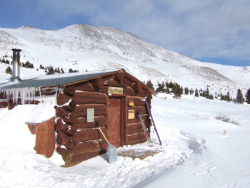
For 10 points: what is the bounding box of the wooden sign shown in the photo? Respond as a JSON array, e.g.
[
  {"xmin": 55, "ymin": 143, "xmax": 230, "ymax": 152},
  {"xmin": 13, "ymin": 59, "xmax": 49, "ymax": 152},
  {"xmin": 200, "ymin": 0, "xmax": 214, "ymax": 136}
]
[
  {"xmin": 87, "ymin": 108, "xmax": 94, "ymax": 122},
  {"xmin": 108, "ymin": 87, "xmax": 123, "ymax": 94},
  {"xmin": 128, "ymin": 110, "xmax": 135, "ymax": 119}
]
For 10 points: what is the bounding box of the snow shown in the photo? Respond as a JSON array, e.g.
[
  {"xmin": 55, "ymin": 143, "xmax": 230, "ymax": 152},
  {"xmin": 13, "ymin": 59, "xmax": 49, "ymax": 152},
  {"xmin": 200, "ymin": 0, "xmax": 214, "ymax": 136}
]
[
  {"xmin": 0, "ymin": 94, "xmax": 249, "ymax": 187},
  {"xmin": 1, "ymin": 25, "xmax": 249, "ymax": 97}
]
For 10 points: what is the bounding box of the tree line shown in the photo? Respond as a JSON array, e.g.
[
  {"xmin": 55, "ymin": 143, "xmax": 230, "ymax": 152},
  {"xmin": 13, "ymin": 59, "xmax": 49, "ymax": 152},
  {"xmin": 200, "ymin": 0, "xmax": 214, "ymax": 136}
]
[
  {"xmin": 146, "ymin": 80, "xmax": 250, "ymax": 104},
  {"xmin": 1, "ymin": 57, "xmax": 80, "ymax": 75}
]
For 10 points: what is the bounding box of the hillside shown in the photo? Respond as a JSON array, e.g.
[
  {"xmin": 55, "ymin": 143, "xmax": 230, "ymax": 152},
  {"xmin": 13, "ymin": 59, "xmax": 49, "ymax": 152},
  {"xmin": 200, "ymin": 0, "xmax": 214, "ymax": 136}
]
[{"xmin": 0, "ymin": 24, "xmax": 249, "ymax": 95}]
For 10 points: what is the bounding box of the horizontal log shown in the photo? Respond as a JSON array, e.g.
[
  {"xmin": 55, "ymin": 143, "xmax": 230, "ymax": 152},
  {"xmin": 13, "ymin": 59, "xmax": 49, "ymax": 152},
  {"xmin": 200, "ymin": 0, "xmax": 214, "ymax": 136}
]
[
  {"xmin": 72, "ymin": 117, "xmax": 107, "ymax": 128},
  {"xmin": 127, "ymin": 132, "xmax": 147, "ymax": 145},
  {"xmin": 64, "ymin": 85, "xmax": 75, "ymax": 96},
  {"xmin": 56, "ymin": 107, "xmax": 71, "ymax": 117},
  {"xmin": 128, "ymin": 106, "xmax": 147, "ymax": 114},
  {"xmin": 72, "ymin": 140, "xmax": 108, "ymax": 155},
  {"xmin": 127, "ymin": 123, "xmax": 144, "ymax": 135},
  {"xmin": 73, "ymin": 127, "xmax": 107, "ymax": 143},
  {"xmin": 64, "ymin": 139, "xmax": 74, "ymax": 149},
  {"xmin": 73, "ymin": 92, "xmax": 107, "ymax": 104},
  {"xmin": 56, "ymin": 119, "xmax": 68, "ymax": 132},
  {"xmin": 64, "ymin": 125, "xmax": 76, "ymax": 136},
  {"xmin": 127, "ymin": 98, "xmax": 145, "ymax": 106},
  {"xmin": 56, "ymin": 145, "xmax": 70, "ymax": 155},
  {"xmin": 74, "ymin": 104, "xmax": 107, "ymax": 117},
  {"xmin": 63, "ymin": 101, "xmax": 76, "ymax": 111},
  {"xmin": 133, "ymin": 82, "xmax": 142, "ymax": 93},
  {"xmin": 127, "ymin": 114, "xmax": 148, "ymax": 124},
  {"xmin": 56, "ymin": 131, "xmax": 71, "ymax": 145},
  {"xmin": 75, "ymin": 82, "xmax": 95, "ymax": 92},
  {"xmin": 124, "ymin": 87, "xmax": 136, "ymax": 96},
  {"xmin": 57, "ymin": 93, "xmax": 71, "ymax": 105},
  {"xmin": 91, "ymin": 77, "xmax": 103, "ymax": 89},
  {"xmin": 63, "ymin": 113, "xmax": 76, "ymax": 124},
  {"xmin": 137, "ymin": 90, "xmax": 148, "ymax": 98}
]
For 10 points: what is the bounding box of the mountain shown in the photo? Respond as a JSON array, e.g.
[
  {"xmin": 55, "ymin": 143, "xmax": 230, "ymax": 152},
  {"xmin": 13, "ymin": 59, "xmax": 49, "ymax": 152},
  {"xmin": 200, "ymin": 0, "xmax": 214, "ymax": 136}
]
[{"xmin": 0, "ymin": 24, "xmax": 249, "ymax": 96}]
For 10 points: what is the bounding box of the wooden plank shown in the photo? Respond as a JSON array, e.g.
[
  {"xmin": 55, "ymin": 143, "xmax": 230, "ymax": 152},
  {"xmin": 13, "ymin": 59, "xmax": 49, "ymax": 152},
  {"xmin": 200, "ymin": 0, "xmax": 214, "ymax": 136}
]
[
  {"xmin": 75, "ymin": 82, "xmax": 96, "ymax": 92},
  {"xmin": 35, "ymin": 117, "xmax": 55, "ymax": 158},
  {"xmin": 127, "ymin": 132, "xmax": 147, "ymax": 145},
  {"xmin": 72, "ymin": 116, "xmax": 107, "ymax": 128},
  {"xmin": 74, "ymin": 104, "xmax": 107, "ymax": 117},
  {"xmin": 127, "ymin": 123, "xmax": 143, "ymax": 135},
  {"xmin": 73, "ymin": 127, "xmax": 107, "ymax": 142},
  {"xmin": 73, "ymin": 91, "xmax": 107, "ymax": 104},
  {"xmin": 128, "ymin": 106, "xmax": 147, "ymax": 114}
]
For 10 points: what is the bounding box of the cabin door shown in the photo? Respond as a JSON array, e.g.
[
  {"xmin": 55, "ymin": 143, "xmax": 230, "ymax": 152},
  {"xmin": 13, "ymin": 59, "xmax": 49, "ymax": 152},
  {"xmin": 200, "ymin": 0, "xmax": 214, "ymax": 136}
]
[{"xmin": 108, "ymin": 97, "xmax": 122, "ymax": 147}]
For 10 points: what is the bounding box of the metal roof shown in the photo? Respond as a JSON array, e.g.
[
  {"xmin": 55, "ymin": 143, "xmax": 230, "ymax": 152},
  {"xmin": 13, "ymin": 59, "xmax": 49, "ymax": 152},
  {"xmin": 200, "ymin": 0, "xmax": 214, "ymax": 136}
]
[{"xmin": 0, "ymin": 69, "xmax": 119, "ymax": 89}]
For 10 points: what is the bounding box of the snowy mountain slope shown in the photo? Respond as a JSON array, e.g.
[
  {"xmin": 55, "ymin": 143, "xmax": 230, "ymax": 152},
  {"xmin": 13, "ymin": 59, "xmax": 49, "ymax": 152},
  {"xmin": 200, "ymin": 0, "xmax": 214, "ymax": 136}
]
[{"xmin": 0, "ymin": 24, "xmax": 249, "ymax": 95}]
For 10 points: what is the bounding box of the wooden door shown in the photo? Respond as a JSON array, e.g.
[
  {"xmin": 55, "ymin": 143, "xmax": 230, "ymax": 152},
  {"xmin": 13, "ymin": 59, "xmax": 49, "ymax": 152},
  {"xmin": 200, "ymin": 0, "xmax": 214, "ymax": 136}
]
[{"xmin": 108, "ymin": 98, "xmax": 121, "ymax": 147}]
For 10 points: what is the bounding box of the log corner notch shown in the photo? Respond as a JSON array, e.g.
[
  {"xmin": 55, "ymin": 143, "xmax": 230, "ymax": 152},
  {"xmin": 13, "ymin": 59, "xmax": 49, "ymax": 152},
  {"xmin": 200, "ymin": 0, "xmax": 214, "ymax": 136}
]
[
  {"xmin": 91, "ymin": 77, "xmax": 103, "ymax": 89},
  {"xmin": 132, "ymin": 82, "xmax": 142, "ymax": 93}
]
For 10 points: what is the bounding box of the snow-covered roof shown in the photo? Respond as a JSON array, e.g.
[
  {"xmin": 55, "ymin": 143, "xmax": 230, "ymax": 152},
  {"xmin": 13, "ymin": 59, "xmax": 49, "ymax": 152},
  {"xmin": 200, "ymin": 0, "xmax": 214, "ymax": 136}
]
[{"xmin": 0, "ymin": 69, "xmax": 120, "ymax": 89}]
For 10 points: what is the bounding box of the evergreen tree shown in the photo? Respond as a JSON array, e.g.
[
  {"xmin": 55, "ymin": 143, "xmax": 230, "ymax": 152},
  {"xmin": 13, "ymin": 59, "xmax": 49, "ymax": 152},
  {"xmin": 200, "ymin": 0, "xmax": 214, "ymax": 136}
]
[
  {"xmin": 46, "ymin": 66, "xmax": 55, "ymax": 75},
  {"xmin": 225, "ymin": 92, "xmax": 231, "ymax": 102},
  {"xmin": 184, "ymin": 87, "xmax": 189, "ymax": 95},
  {"xmin": 195, "ymin": 89, "xmax": 199, "ymax": 97},
  {"xmin": 156, "ymin": 81, "xmax": 165, "ymax": 93},
  {"xmin": 5, "ymin": 66, "xmax": 12, "ymax": 75},
  {"xmin": 146, "ymin": 80, "xmax": 154, "ymax": 91},
  {"xmin": 172, "ymin": 83, "xmax": 183, "ymax": 98},
  {"xmin": 235, "ymin": 89, "xmax": 245, "ymax": 104},
  {"xmin": 189, "ymin": 88, "xmax": 194, "ymax": 95},
  {"xmin": 245, "ymin": 88, "xmax": 250, "ymax": 104}
]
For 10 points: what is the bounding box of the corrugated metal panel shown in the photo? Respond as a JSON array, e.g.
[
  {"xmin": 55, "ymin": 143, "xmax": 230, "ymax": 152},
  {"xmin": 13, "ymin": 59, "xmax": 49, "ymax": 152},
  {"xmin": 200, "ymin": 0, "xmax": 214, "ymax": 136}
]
[{"xmin": 0, "ymin": 70, "xmax": 119, "ymax": 89}]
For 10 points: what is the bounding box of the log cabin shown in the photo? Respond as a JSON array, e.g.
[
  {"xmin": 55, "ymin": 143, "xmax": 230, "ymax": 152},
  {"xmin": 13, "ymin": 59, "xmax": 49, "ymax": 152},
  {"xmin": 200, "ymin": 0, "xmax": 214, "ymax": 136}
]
[{"xmin": 0, "ymin": 49, "xmax": 157, "ymax": 165}]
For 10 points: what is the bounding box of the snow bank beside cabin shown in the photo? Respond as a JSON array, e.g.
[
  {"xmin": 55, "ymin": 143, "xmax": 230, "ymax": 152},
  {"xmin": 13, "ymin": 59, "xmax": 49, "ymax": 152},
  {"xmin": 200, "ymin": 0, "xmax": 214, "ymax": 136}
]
[{"xmin": 0, "ymin": 95, "xmax": 203, "ymax": 188}]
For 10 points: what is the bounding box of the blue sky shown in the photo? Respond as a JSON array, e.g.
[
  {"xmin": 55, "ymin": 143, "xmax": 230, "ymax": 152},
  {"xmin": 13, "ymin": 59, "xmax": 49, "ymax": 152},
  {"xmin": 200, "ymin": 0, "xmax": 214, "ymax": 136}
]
[{"xmin": 0, "ymin": 0, "xmax": 249, "ymax": 67}]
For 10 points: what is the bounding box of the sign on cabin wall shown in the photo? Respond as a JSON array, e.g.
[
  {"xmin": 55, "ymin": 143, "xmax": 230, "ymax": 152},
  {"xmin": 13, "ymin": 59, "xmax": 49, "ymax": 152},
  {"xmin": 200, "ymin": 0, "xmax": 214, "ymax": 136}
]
[
  {"xmin": 128, "ymin": 110, "xmax": 135, "ymax": 119},
  {"xmin": 87, "ymin": 108, "xmax": 94, "ymax": 122},
  {"xmin": 108, "ymin": 87, "xmax": 123, "ymax": 94}
]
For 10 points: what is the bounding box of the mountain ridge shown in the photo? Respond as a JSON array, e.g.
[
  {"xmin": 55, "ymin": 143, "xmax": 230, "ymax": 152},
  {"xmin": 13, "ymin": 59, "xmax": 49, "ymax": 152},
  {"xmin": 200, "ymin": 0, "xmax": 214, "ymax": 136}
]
[{"xmin": 0, "ymin": 24, "xmax": 249, "ymax": 96}]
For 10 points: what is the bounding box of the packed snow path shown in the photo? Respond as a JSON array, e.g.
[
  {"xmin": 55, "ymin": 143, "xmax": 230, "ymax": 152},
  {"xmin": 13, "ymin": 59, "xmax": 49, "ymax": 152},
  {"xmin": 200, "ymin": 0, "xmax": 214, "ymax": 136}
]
[{"xmin": 0, "ymin": 94, "xmax": 249, "ymax": 187}]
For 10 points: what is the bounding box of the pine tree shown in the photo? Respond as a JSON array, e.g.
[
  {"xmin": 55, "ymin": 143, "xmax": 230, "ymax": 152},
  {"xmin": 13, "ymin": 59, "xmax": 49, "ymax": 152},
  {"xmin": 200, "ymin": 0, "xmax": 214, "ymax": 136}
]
[
  {"xmin": 189, "ymin": 88, "xmax": 194, "ymax": 95},
  {"xmin": 245, "ymin": 88, "xmax": 250, "ymax": 104},
  {"xmin": 156, "ymin": 82, "xmax": 165, "ymax": 93},
  {"xmin": 236, "ymin": 89, "xmax": 245, "ymax": 104},
  {"xmin": 146, "ymin": 80, "xmax": 154, "ymax": 91},
  {"xmin": 184, "ymin": 87, "xmax": 189, "ymax": 95},
  {"xmin": 5, "ymin": 66, "xmax": 12, "ymax": 75},
  {"xmin": 195, "ymin": 89, "xmax": 199, "ymax": 97}
]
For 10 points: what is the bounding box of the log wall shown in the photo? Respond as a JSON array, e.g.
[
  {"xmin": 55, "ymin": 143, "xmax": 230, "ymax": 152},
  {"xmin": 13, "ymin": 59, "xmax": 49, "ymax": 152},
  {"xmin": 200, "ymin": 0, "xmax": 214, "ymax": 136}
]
[
  {"xmin": 126, "ymin": 96, "xmax": 150, "ymax": 145},
  {"xmin": 55, "ymin": 72, "xmax": 153, "ymax": 165},
  {"xmin": 56, "ymin": 82, "xmax": 109, "ymax": 165}
]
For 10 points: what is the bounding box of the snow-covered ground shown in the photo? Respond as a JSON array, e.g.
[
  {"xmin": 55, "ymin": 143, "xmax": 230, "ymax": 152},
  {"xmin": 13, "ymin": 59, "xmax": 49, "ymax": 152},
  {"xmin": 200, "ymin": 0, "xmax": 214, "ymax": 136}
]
[{"xmin": 0, "ymin": 94, "xmax": 249, "ymax": 188}]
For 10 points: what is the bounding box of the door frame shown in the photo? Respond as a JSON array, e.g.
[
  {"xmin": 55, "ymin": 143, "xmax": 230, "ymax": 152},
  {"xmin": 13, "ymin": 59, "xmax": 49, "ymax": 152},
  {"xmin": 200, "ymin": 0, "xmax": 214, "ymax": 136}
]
[{"xmin": 108, "ymin": 96, "xmax": 127, "ymax": 147}]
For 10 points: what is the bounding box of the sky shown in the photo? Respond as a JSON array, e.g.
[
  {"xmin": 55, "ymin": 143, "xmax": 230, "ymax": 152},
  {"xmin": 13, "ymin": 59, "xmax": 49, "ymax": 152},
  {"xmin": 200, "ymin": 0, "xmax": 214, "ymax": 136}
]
[{"xmin": 0, "ymin": 0, "xmax": 250, "ymax": 67}]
